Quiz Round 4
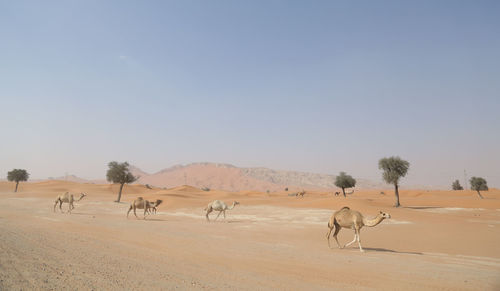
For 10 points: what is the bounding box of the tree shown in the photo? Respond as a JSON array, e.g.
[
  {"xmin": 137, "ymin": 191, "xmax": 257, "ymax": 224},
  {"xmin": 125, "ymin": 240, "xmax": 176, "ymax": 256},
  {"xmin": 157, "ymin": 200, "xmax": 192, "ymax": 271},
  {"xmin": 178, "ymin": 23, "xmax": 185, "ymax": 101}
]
[
  {"xmin": 106, "ymin": 161, "xmax": 137, "ymax": 202},
  {"xmin": 334, "ymin": 172, "xmax": 356, "ymax": 197},
  {"xmin": 469, "ymin": 177, "xmax": 488, "ymax": 199},
  {"xmin": 378, "ymin": 156, "xmax": 410, "ymax": 207},
  {"xmin": 452, "ymin": 180, "xmax": 463, "ymax": 190},
  {"xmin": 7, "ymin": 169, "xmax": 29, "ymax": 192}
]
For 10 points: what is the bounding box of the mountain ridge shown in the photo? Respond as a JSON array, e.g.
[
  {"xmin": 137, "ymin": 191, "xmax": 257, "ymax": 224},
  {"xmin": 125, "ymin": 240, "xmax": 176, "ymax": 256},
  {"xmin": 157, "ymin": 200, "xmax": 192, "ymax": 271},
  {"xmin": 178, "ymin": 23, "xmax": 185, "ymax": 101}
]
[{"xmin": 131, "ymin": 162, "xmax": 385, "ymax": 191}]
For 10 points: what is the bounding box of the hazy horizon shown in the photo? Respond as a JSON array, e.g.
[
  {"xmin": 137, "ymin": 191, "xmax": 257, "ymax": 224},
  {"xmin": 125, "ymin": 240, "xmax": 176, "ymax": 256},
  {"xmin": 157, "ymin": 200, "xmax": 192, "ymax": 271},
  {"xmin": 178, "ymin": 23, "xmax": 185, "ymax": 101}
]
[{"xmin": 1, "ymin": 1, "xmax": 499, "ymax": 188}]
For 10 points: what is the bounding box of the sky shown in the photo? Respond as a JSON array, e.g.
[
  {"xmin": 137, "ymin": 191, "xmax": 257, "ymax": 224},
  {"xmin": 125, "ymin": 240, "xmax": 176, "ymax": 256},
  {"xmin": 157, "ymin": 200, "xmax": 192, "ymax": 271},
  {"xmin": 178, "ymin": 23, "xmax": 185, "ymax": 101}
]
[{"xmin": 1, "ymin": 1, "xmax": 499, "ymax": 188}]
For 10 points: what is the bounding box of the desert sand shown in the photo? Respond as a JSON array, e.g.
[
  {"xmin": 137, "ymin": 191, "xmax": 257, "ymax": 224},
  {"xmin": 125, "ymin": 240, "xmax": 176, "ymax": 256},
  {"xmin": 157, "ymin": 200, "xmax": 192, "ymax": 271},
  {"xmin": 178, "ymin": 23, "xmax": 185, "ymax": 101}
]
[{"xmin": 0, "ymin": 181, "xmax": 499, "ymax": 290}]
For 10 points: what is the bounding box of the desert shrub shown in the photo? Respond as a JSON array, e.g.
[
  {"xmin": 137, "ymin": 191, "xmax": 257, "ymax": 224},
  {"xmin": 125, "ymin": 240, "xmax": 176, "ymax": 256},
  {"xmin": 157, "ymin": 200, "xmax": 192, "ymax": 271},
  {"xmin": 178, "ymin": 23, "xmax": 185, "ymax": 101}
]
[
  {"xmin": 470, "ymin": 177, "xmax": 488, "ymax": 199},
  {"xmin": 379, "ymin": 156, "xmax": 410, "ymax": 207},
  {"xmin": 451, "ymin": 180, "xmax": 463, "ymax": 190},
  {"xmin": 334, "ymin": 172, "xmax": 356, "ymax": 197},
  {"xmin": 7, "ymin": 169, "xmax": 29, "ymax": 192},
  {"xmin": 106, "ymin": 161, "xmax": 137, "ymax": 202}
]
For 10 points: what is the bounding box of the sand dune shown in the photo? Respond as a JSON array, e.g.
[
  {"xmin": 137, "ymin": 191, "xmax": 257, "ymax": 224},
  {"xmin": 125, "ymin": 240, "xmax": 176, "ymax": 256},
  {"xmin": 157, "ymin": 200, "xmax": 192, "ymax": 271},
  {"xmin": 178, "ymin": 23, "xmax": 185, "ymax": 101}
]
[{"xmin": 0, "ymin": 181, "xmax": 499, "ymax": 290}]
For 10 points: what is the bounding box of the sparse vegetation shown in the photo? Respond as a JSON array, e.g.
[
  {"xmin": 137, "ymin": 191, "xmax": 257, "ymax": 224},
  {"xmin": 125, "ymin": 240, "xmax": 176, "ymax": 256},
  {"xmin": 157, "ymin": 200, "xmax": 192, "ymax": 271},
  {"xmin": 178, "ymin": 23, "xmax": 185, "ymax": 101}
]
[
  {"xmin": 334, "ymin": 172, "xmax": 356, "ymax": 197},
  {"xmin": 452, "ymin": 180, "xmax": 463, "ymax": 191},
  {"xmin": 106, "ymin": 161, "xmax": 138, "ymax": 202},
  {"xmin": 285, "ymin": 187, "xmax": 288, "ymax": 191},
  {"xmin": 470, "ymin": 177, "xmax": 488, "ymax": 199},
  {"xmin": 7, "ymin": 169, "xmax": 29, "ymax": 192},
  {"xmin": 202, "ymin": 187, "xmax": 210, "ymax": 192},
  {"xmin": 145, "ymin": 184, "xmax": 153, "ymax": 189},
  {"xmin": 378, "ymin": 156, "xmax": 410, "ymax": 207}
]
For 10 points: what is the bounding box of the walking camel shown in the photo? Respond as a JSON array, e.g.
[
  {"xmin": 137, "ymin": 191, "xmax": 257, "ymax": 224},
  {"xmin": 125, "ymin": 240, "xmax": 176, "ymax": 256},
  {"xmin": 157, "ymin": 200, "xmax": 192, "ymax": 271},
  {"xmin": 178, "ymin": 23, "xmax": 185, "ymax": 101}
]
[
  {"xmin": 205, "ymin": 200, "xmax": 239, "ymax": 221},
  {"xmin": 147, "ymin": 199, "xmax": 164, "ymax": 214},
  {"xmin": 53, "ymin": 192, "xmax": 86, "ymax": 213},
  {"xmin": 127, "ymin": 197, "xmax": 161, "ymax": 219},
  {"xmin": 326, "ymin": 207, "xmax": 390, "ymax": 252}
]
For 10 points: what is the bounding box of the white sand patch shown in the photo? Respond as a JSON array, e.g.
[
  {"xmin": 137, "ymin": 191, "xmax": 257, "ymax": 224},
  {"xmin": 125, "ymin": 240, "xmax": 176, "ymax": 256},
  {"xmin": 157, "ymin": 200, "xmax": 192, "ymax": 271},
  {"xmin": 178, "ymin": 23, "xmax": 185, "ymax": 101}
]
[
  {"xmin": 34, "ymin": 216, "xmax": 60, "ymax": 222},
  {"xmin": 385, "ymin": 219, "xmax": 413, "ymax": 225},
  {"xmin": 7, "ymin": 197, "xmax": 44, "ymax": 202},
  {"xmin": 164, "ymin": 206, "xmax": 409, "ymax": 226},
  {"xmin": 424, "ymin": 253, "xmax": 500, "ymax": 268},
  {"xmin": 416, "ymin": 207, "xmax": 485, "ymax": 214},
  {"xmin": 165, "ymin": 210, "xmax": 205, "ymax": 220},
  {"xmin": 467, "ymin": 219, "xmax": 500, "ymax": 224},
  {"xmin": 85, "ymin": 201, "xmax": 114, "ymax": 205}
]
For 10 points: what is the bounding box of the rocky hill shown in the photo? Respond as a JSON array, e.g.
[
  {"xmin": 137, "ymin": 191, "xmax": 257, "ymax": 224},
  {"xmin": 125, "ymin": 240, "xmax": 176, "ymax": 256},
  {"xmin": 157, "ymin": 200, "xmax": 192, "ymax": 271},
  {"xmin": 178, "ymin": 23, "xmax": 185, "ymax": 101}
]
[{"xmin": 132, "ymin": 162, "xmax": 383, "ymax": 192}]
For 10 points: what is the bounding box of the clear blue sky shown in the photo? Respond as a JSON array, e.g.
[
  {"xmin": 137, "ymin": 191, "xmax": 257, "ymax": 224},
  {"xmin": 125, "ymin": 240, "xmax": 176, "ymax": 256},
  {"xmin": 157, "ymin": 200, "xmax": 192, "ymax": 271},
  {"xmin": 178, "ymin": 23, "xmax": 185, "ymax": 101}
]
[{"xmin": 1, "ymin": 1, "xmax": 499, "ymax": 188}]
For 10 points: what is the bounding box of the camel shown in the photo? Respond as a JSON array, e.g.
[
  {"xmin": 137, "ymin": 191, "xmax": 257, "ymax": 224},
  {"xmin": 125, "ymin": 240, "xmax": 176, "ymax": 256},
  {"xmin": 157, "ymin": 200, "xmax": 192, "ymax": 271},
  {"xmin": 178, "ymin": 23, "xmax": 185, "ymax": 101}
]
[
  {"xmin": 53, "ymin": 192, "xmax": 86, "ymax": 213},
  {"xmin": 326, "ymin": 207, "xmax": 390, "ymax": 252},
  {"xmin": 205, "ymin": 200, "xmax": 239, "ymax": 221},
  {"xmin": 296, "ymin": 190, "xmax": 306, "ymax": 197},
  {"xmin": 127, "ymin": 197, "xmax": 159, "ymax": 219},
  {"xmin": 147, "ymin": 199, "xmax": 163, "ymax": 214}
]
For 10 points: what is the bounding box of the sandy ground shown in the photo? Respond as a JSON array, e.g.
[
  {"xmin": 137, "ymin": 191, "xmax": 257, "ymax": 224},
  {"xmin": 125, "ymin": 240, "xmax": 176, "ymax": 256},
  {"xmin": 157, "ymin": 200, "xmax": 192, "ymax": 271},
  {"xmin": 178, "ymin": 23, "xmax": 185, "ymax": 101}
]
[{"xmin": 1, "ymin": 181, "xmax": 500, "ymax": 290}]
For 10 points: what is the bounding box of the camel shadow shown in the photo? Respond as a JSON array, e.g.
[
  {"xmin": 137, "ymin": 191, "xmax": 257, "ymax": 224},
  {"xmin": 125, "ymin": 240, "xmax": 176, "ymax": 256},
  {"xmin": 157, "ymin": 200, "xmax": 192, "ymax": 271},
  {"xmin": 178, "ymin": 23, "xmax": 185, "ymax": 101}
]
[{"xmin": 362, "ymin": 247, "xmax": 423, "ymax": 255}]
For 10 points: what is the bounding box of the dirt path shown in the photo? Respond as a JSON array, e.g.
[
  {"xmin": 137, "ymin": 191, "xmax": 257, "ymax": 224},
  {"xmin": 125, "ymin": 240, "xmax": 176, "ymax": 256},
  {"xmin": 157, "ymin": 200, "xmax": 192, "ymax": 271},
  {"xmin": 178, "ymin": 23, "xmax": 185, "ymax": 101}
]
[{"xmin": 1, "ymin": 191, "xmax": 499, "ymax": 290}]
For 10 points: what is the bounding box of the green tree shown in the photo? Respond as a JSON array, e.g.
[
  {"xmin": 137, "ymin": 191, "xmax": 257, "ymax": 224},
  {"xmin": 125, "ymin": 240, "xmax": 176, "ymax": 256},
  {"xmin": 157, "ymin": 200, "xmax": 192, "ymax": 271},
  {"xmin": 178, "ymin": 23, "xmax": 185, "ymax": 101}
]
[
  {"xmin": 452, "ymin": 180, "xmax": 463, "ymax": 190},
  {"xmin": 7, "ymin": 169, "xmax": 29, "ymax": 192},
  {"xmin": 469, "ymin": 177, "xmax": 488, "ymax": 199},
  {"xmin": 334, "ymin": 172, "xmax": 356, "ymax": 197},
  {"xmin": 106, "ymin": 161, "xmax": 137, "ymax": 202},
  {"xmin": 378, "ymin": 156, "xmax": 410, "ymax": 207}
]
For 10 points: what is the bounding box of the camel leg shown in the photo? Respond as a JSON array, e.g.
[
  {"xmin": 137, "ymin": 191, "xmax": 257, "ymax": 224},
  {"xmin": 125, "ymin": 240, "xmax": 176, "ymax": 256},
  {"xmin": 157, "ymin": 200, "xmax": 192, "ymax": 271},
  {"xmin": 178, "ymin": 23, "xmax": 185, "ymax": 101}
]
[
  {"xmin": 127, "ymin": 206, "xmax": 132, "ymax": 218},
  {"xmin": 53, "ymin": 200, "xmax": 59, "ymax": 212},
  {"xmin": 344, "ymin": 231, "xmax": 357, "ymax": 248},
  {"xmin": 326, "ymin": 225, "xmax": 335, "ymax": 248},
  {"xmin": 133, "ymin": 206, "xmax": 139, "ymax": 219},
  {"xmin": 223, "ymin": 210, "xmax": 226, "ymax": 220},
  {"xmin": 215, "ymin": 210, "xmax": 222, "ymax": 221},
  {"xmin": 205, "ymin": 208, "xmax": 212, "ymax": 221},
  {"xmin": 333, "ymin": 224, "xmax": 342, "ymax": 249},
  {"xmin": 144, "ymin": 207, "xmax": 148, "ymax": 220},
  {"xmin": 59, "ymin": 201, "xmax": 64, "ymax": 213},
  {"xmin": 68, "ymin": 202, "xmax": 73, "ymax": 214},
  {"xmin": 356, "ymin": 229, "xmax": 364, "ymax": 252}
]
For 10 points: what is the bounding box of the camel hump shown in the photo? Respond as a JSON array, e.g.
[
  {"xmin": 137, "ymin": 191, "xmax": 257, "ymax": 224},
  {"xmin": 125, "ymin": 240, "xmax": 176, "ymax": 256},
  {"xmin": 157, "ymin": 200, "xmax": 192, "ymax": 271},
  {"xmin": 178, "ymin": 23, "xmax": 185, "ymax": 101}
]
[
  {"xmin": 340, "ymin": 206, "xmax": 350, "ymax": 210},
  {"xmin": 137, "ymin": 197, "xmax": 144, "ymax": 200}
]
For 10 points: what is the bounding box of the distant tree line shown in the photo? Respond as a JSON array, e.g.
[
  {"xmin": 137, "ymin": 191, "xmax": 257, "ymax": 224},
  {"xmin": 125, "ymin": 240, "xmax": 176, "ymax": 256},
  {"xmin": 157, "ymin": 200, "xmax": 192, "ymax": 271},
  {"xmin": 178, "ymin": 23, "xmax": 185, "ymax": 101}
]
[{"xmin": 5, "ymin": 159, "xmax": 491, "ymax": 205}]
